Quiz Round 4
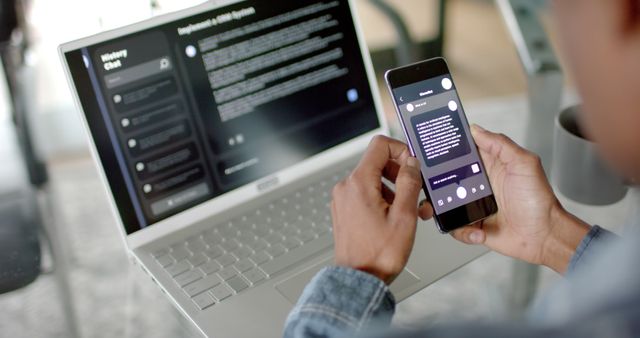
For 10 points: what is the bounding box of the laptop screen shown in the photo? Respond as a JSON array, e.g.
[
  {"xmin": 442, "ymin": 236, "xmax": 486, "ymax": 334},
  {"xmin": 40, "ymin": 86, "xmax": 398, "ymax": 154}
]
[{"xmin": 63, "ymin": 0, "xmax": 380, "ymax": 234}]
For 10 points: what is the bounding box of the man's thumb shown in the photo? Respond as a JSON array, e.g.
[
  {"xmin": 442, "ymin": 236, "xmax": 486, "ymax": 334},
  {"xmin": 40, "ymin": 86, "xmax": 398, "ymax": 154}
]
[{"xmin": 390, "ymin": 157, "xmax": 422, "ymax": 218}]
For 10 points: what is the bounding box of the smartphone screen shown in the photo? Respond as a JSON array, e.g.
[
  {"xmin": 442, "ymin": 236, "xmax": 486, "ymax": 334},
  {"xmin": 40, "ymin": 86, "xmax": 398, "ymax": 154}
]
[{"xmin": 385, "ymin": 58, "xmax": 497, "ymax": 232}]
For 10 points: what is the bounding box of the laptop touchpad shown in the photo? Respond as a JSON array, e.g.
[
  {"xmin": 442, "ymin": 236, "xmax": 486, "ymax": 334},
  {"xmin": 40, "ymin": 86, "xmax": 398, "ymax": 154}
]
[
  {"xmin": 276, "ymin": 258, "xmax": 421, "ymax": 304},
  {"xmin": 276, "ymin": 258, "xmax": 333, "ymax": 304}
]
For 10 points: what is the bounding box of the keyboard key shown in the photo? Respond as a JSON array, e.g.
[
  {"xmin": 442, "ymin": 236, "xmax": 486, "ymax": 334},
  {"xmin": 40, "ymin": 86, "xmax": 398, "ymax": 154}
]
[
  {"xmin": 200, "ymin": 260, "xmax": 221, "ymax": 275},
  {"xmin": 250, "ymin": 251, "xmax": 270, "ymax": 265},
  {"xmin": 156, "ymin": 255, "xmax": 174, "ymax": 267},
  {"xmin": 192, "ymin": 292, "xmax": 215, "ymax": 310},
  {"xmin": 188, "ymin": 253, "xmax": 208, "ymax": 267},
  {"xmin": 238, "ymin": 231, "xmax": 256, "ymax": 244},
  {"xmin": 211, "ymin": 284, "xmax": 232, "ymax": 301},
  {"xmin": 170, "ymin": 246, "xmax": 191, "ymax": 261},
  {"xmin": 281, "ymin": 226, "xmax": 299, "ymax": 237},
  {"xmin": 234, "ymin": 258, "xmax": 254, "ymax": 273},
  {"xmin": 252, "ymin": 227, "xmax": 269, "ymax": 238},
  {"xmin": 232, "ymin": 216, "xmax": 248, "ymax": 226},
  {"xmin": 266, "ymin": 244, "xmax": 286, "ymax": 258},
  {"xmin": 243, "ymin": 268, "xmax": 266, "ymax": 285},
  {"xmin": 204, "ymin": 245, "xmax": 224, "ymax": 259},
  {"xmin": 217, "ymin": 254, "xmax": 237, "ymax": 267},
  {"xmin": 218, "ymin": 266, "xmax": 238, "ymax": 281},
  {"xmin": 268, "ymin": 220, "xmax": 285, "ymax": 232},
  {"xmin": 152, "ymin": 248, "xmax": 169, "ymax": 258},
  {"xmin": 261, "ymin": 233, "xmax": 333, "ymax": 277},
  {"xmin": 282, "ymin": 237, "xmax": 301, "ymax": 250},
  {"xmin": 203, "ymin": 231, "xmax": 223, "ymax": 245},
  {"xmin": 166, "ymin": 260, "xmax": 190, "ymax": 277},
  {"xmin": 296, "ymin": 219, "xmax": 315, "ymax": 231},
  {"xmin": 226, "ymin": 276, "xmax": 249, "ymax": 293},
  {"xmin": 187, "ymin": 238, "xmax": 208, "ymax": 253},
  {"xmin": 264, "ymin": 233, "xmax": 284, "ymax": 245},
  {"xmin": 175, "ymin": 269, "xmax": 203, "ymax": 287},
  {"xmin": 184, "ymin": 275, "xmax": 222, "ymax": 297},
  {"xmin": 218, "ymin": 226, "xmax": 239, "ymax": 238},
  {"xmin": 312, "ymin": 225, "xmax": 329, "ymax": 236},
  {"xmin": 239, "ymin": 238, "xmax": 258, "ymax": 250},
  {"xmin": 250, "ymin": 239, "xmax": 269, "ymax": 252},
  {"xmin": 298, "ymin": 230, "xmax": 316, "ymax": 243},
  {"xmin": 221, "ymin": 239, "xmax": 239, "ymax": 252},
  {"xmin": 233, "ymin": 246, "xmax": 253, "ymax": 259}
]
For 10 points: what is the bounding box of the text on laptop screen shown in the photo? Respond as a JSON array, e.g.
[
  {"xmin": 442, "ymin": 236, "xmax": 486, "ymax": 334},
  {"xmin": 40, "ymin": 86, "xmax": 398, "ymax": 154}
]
[{"xmin": 64, "ymin": 0, "xmax": 379, "ymax": 234}]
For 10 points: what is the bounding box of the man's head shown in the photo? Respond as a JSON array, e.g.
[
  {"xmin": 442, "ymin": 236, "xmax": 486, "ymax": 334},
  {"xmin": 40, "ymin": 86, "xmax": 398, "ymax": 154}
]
[{"xmin": 553, "ymin": 0, "xmax": 640, "ymax": 180}]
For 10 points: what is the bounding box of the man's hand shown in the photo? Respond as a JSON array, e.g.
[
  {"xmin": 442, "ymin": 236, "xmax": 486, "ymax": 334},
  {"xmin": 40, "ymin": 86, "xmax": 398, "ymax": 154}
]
[
  {"xmin": 451, "ymin": 125, "xmax": 590, "ymax": 274},
  {"xmin": 331, "ymin": 136, "xmax": 433, "ymax": 284}
]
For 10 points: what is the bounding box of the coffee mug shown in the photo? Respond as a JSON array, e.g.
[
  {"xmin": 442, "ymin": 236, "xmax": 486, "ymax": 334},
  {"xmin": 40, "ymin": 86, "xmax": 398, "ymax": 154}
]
[{"xmin": 551, "ymin": 105, "xmax": 628, "ymax": 205}]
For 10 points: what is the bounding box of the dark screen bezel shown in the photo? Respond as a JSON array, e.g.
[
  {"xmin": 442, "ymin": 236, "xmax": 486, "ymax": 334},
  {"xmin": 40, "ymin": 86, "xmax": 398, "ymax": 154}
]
[{"xmin": 385, "ymin": 57, "xmax": 498, "ymax": 233}]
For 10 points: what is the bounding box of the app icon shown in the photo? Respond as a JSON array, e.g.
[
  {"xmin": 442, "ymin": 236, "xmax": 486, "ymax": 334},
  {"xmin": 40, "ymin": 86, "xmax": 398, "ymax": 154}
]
[{"xmin": 441, "ymin": 77, "xmax": 453, "ymax": 90}]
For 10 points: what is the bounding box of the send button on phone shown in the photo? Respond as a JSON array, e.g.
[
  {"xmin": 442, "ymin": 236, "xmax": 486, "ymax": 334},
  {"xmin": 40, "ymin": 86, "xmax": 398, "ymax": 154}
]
[{"xmin": 456, "ymin": 186, "xmax": 467, "ymax": 199}]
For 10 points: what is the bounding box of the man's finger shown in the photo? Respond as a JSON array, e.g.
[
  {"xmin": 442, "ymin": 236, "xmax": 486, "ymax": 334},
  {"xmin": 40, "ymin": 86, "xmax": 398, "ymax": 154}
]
[
  {"xmin": 418, "ymin": 200, "xmax": 434, "ymax": 221},
  {"xmin": 382, "ymin": 159, "xmax": 401, "ymax": 183},
  {"xmin": 471, "ymin": 125, "xmax": 527, "ymax": 166},
  {"xmin": 389, "ymin": 157, "xmax": 422, "ymax": 220},
  {"xmin": 381, "ymin": 182, "xmax": 395, "ymax": 204},
  {"xmin": 450, "ymin": 224, "xmax": 485, "ymax": 245},
  {"xmin": 353, "ymin": 136, "xmax": 411, "ymax": 181}
]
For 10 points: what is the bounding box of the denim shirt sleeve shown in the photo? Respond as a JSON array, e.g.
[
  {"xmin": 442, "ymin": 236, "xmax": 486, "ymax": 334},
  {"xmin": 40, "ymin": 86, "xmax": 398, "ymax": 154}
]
[
  {"xmin": 566, "ymin": 225, "xmax": 617, "ymax": 276},
  {"xmin": 283, "ymin": 266, "xmax": 395, "ymax": 338}
]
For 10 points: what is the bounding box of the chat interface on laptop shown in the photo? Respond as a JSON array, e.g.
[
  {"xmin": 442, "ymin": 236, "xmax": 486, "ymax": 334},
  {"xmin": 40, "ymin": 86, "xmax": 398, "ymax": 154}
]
[{"xmin": 64, "ymin": 0, "xmax": 379, "ymax": 234}]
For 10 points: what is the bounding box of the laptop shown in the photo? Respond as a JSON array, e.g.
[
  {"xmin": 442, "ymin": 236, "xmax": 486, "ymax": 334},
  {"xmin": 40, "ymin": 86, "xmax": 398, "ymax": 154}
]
[{"xmin": 59, "ymin": 0, "xmax": 486, "ymax": 336}]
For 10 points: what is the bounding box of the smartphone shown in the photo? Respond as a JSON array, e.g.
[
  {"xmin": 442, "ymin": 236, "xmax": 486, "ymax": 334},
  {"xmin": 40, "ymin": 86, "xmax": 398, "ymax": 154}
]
[{"xmin": 385, "ymin": 57, "xmax": 498, "ymax": 233}]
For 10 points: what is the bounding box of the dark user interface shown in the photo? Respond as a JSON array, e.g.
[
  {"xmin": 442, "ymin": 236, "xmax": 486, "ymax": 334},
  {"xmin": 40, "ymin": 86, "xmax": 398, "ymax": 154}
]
[
  {"xmin": 392, "ymin": 75, "xmax": 492, "ymax": 215},
  {"xmin": 65, "ymin": 1, "xmax": 379, "ymax": 233}
]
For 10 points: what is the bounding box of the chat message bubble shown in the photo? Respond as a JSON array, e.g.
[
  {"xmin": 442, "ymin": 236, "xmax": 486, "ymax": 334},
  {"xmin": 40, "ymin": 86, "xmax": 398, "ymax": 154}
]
[
  {"xmin": 127, "ymin": 120, "xmax": 191, "ymax": 156},
  {"xmin": 121, "ymin": 101, "xmax": 185, "ymax": 133},
  {"xmin": 113, "ymin": 77, "xmax": 178, "ymax": 113},
  {"xmin": 136, "ymin": 143, "xmax": 199, "ymax": 180},
  {"xmin": 428, "ymin": 162, "xmax": 482, "ymax": 190},
  {"xmin": 410, "ymin": 106, "xmax": 471, "ymax": 167}
]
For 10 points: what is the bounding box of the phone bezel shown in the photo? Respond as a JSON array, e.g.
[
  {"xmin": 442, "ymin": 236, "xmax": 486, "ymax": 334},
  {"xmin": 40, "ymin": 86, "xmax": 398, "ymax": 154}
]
[{"xmin": 385, "ymin": 57, "xmax": 498, "ymax": 233}]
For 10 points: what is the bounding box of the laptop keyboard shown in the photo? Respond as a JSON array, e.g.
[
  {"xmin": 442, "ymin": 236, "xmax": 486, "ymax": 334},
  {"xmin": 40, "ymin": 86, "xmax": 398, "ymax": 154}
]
[{"xmin": 152, "ymin": 169, "xmax": 350, "ymax": 310}]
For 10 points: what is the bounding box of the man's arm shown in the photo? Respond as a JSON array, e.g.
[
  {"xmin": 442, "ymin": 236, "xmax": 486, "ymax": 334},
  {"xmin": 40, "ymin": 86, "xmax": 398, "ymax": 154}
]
[
  {"xmin": 566, "ymin": 225, "xmax": 618, "ymax": 275},
  {"xmin": 282, "ymin": 129, "xmax": 610, "ymax": 338},
  {"xmin": 283, "ymin": 226, "xmax": 621, "ymax": 338},
  {"xmin": 283, "ymin": 267, "xmax": 394, "ymax": 338},
  {"xmin": 284, "ymin": 135, "xmax": 423, "ymax": 338}
]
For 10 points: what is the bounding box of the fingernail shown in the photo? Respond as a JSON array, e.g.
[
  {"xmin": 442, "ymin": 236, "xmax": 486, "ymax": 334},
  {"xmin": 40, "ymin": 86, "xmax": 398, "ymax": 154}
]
[
  {"xmin": 471, "ymin": 124, "xmax": 486, "ymax": 133},
  {"xmin": 407, "ymin": 157, "xmax": 420, "ymax": 169},
  {"xmin": 469, "ymin": 231, "xmax": 483, "ymax": 244}
]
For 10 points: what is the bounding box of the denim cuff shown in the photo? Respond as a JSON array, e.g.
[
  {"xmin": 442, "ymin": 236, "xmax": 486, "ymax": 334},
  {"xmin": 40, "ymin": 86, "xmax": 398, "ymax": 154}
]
[
  {"xmin": 284, "ymin": 266, "xmax": 395, "ymax": 336},
  {"xmin": 567, "ymin": 225, "xmax": 617, "ymax": 276}
]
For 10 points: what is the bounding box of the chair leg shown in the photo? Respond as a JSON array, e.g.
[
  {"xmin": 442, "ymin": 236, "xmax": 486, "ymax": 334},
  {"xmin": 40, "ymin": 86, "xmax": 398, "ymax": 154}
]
[
  {"xmin": 37, "ymin": 186, "xmax": 82, "ymax": 338},
  {"xmin": 507, "ymin": 260, "xmax": 540, "ymax": 316}
]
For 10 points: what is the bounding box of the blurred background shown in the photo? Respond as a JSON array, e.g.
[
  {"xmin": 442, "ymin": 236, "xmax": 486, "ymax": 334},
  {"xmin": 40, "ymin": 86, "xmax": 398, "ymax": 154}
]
[{"xmin": 0, "ymin": 0, "xmax": 634, "ymax": 337}]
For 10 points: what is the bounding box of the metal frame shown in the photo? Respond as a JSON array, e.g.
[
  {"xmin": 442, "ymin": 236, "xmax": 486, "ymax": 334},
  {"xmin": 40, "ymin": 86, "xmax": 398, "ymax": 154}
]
[
  {"xmin": 368, "ymin": 0, "xmax": 447, "ymax": 71},
  {"xmin": 497, "ymin": 0, "xmax": 564, "ymax": 313},
  {"xmin": 497, "ymin": 0, "xmax": 563, "ymax": 172}
]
